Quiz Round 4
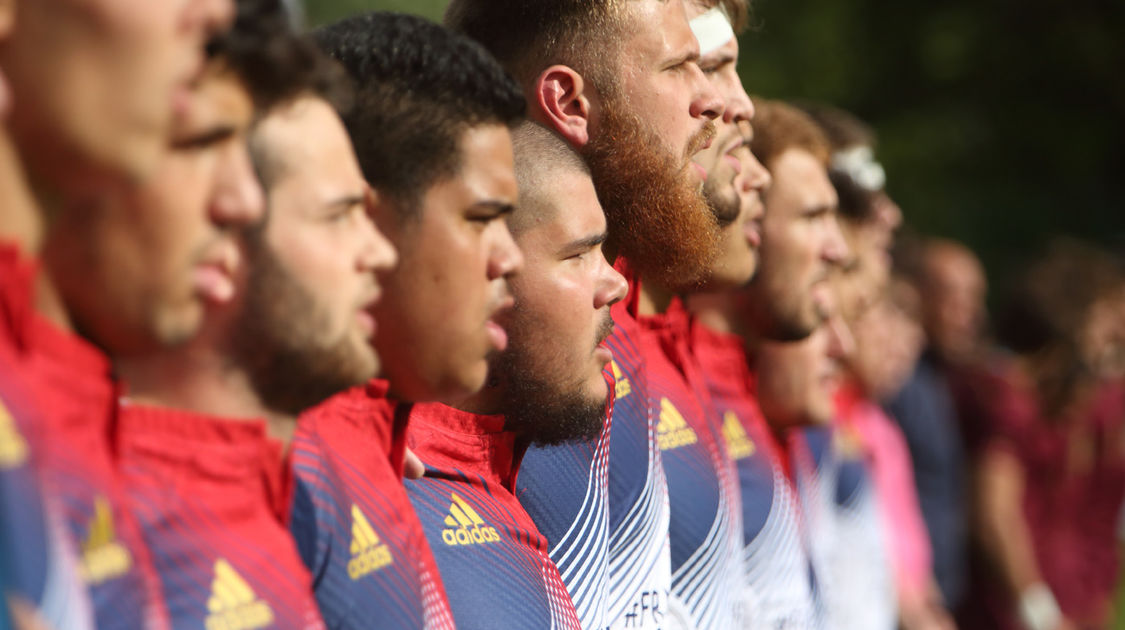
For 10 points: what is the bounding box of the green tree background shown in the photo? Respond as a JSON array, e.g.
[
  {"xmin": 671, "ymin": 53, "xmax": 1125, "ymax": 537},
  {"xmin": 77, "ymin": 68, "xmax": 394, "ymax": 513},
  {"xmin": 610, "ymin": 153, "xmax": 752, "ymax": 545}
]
[{"xmin": 304, "ymin": 0, "xmax": 1125, "ymax": 296}]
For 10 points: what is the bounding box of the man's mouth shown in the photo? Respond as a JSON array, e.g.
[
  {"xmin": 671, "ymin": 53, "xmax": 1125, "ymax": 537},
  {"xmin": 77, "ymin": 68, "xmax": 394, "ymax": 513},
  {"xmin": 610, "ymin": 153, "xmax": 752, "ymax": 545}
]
[{"xmin": 191, "ymin": 240, "xmax": 241, "ymax": 305}]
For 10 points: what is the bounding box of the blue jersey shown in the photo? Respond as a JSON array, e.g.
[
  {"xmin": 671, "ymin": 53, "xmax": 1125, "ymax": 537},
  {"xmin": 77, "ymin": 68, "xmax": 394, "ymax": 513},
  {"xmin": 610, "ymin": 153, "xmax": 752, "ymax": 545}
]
[
  {"xmin": 689, "ymin": 322, "xmax": 823, "ymax": 629},
  {"xmin": 604, "ymin": 270, "xmax": 675, "ymax": 630},
  {"xmin": 639, "ymin": 302, "xmax": 743, "ymax": 629},
  {"xmin": 118, "ymin": 404, "xmax": 324, "ymax": 630},
  {"xmin": 515, "ymin": 370, "xmax": 613, "ymax": 629},
  {"xmin": 290, "ymin": 382, "xmax": 454, "ymax": 630},
  {"xmin": 0, "ymin": 243, "xmax": 93, "ymax": 629},
  {"xmin": 406, "ymin": 402, "xmax": 581, "ymax": 630}
]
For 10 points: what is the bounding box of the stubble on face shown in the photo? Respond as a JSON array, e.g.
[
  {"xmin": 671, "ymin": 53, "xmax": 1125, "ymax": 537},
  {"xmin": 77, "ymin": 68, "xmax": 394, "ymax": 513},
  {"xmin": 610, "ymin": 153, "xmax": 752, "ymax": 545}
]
[
  {"xmin": 494, "ymin": 309, "xmax": 615, "ymax": 446},
  {"xmin": 582, "ymin": 102, "xmax": 720, "ymax": 291},
  {"xmin": 229, "ymin": 237, "xmax": 376, "ymax": 416}
]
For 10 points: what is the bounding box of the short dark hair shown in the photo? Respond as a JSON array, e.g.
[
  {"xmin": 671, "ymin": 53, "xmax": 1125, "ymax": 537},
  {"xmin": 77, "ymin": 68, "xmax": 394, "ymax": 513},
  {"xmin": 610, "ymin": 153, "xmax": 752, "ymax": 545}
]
[
  {"xmin": 208, "ymin": 0, "xmax": 351, "ymax": 113},
  {"xmin": 313, "ymin": 12, "xmax": 525, "ymax": 219},
  {"xmin": 444, "ymin": 0, "xmax": 624, "ymax": 90}
]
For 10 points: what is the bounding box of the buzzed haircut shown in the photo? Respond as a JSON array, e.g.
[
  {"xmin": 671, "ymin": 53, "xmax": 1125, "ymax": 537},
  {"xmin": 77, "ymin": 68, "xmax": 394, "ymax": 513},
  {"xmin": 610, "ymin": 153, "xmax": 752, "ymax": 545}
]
[
  {"xmin": 208, "ymin": 0, "xmax": 350, "ymax": 113},
  {"xmin": 509, "ymin": 122, "xmax": 591, "ymax": 234},
  {"xmin": 313, "ymin": 12, "xmax": 526, "ymax": 219},
  {"xmin": 443, "ymin": 0, "xmax": 625, "ymax": 90},
  {"xmin": 750, "ymin": 98, "xmax": 831, "ymax": 170}
]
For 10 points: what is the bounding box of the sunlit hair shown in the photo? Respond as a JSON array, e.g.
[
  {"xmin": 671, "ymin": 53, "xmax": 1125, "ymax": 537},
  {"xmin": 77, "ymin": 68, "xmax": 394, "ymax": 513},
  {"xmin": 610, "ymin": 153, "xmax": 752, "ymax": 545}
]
[{"xmin": 750, "ymin": 99, "xmax": 832, "ymax": 171}]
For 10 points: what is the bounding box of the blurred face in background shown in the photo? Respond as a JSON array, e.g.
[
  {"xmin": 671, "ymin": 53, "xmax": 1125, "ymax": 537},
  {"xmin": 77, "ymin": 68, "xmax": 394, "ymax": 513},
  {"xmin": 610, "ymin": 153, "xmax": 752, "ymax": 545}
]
[
  {"xmin": 847, "ymin": 278, "xmax": 926, "ymax": 400},
  {"xmin": 1, "ymin": 0, "xmax": 234, "ymax": 194},
  {"xmin": 921, "ymin": 242, "xmax": 987, "ymax": 364},
  {"xmin": 742, "ymin": 147, "xmax": 848, "ymax": 341},
  {"xmin": 43, "ymin": 66, "xmax": 262, "ymax": 357},
  {"xmin": 756, "ymin": 315, "xmax": 850, "ymax": 430}
]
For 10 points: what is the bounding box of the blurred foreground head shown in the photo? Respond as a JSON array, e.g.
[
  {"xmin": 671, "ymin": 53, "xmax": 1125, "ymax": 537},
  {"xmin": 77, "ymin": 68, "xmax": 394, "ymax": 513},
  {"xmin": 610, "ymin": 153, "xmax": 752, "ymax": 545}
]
[
  {"xmin": 0, "ymin": 0, "xmax": 233, "ymax": 196},
  {"xmin": 42, "ymin": 0, "xmax": 331, "ymax": 357}
]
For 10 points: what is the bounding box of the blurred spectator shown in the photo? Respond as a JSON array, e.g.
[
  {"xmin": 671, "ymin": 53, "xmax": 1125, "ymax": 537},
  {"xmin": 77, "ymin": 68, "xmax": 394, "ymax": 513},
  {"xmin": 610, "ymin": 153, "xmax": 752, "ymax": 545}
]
[
  {"xmin": 884, "ymin": 237, "xmax": 983, "ymax": 611},
  {"xmin": 807, "ymin": 102, "xmax": 955, "ymax": 629},
  {"xmin": 961, "ymin": 239, "xmax": 1125, "ymax": 630}
]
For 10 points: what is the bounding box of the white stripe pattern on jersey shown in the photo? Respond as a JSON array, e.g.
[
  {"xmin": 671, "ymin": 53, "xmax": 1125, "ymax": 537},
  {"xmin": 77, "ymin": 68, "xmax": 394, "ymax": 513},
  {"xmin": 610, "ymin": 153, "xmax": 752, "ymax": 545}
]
[
  {"xmin": 606, "ymin": 442, "xmax": 672, "ymax": 630},
  {"xmin": 548, "ymin": 420, "xmax": 612, "ymax": 630},
  {"xmin": 742, "ymin": 464, "xmax": 819, "ymax": 629}
]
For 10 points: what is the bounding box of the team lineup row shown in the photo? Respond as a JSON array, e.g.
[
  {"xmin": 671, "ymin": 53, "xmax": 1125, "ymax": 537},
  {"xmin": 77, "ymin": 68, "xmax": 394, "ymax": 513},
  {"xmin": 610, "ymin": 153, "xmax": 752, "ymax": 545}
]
[{"xmin": 0, "ymin": 0, "xmax": 937, "ymax": 629}]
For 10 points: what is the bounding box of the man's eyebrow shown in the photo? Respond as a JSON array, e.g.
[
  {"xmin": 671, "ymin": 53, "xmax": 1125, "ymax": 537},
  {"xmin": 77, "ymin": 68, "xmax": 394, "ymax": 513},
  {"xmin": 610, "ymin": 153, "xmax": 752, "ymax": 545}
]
[
  {"xmin": 324, "ymin": 193, "xmax": 367, "ymax": 210},
  {"xmin": 666, "ymin": 46, "xmax": 699, "ymax": 68},
  {"xmin": 172, "ymin": 125, "xmax": 236, "ymax": 150},
  {"xmin": 804, "ymin": 203, "xmax": 836, "ymax": 217},
  {"xmin": 562, "ymin": 231, "xmax": 609, "ymax": 254},
  {"xmin": 473, "ymin": 200, "xmax": 516, "ymax": 216}
]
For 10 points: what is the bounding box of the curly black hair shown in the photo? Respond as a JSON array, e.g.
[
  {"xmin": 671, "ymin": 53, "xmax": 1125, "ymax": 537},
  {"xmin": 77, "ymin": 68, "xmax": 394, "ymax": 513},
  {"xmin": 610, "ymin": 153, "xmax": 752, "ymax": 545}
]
[{"xmin": 314, "ymin": 12, "xmax": 525, "ymax": 219}]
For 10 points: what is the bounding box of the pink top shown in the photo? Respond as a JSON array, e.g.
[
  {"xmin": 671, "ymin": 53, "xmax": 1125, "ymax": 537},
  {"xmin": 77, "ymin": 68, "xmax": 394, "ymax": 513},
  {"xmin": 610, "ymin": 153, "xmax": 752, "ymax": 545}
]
[{"xmin": 836, "ymin": 383, "xmax": 933, "ymax": 607}]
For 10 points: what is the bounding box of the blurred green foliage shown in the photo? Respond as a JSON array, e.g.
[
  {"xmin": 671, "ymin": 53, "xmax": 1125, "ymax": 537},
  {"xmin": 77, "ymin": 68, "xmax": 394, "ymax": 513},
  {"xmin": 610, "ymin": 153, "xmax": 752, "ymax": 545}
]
[{"xmin": 305, "ymin": 0, "xmax": 1125, "ymax": 294}]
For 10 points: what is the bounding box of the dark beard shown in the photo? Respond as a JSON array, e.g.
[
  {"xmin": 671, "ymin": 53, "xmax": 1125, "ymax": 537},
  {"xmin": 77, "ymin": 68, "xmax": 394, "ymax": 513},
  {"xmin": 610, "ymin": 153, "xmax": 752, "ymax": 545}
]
[
  {"xmin": 704, "ymin": 174, "xmax": 741, "ymax": 228},
  {"xmin": 581, "ymin": 103, "xmax": 720, "ymax": 291},
  {"xmin": 229, "ymin": 238, "xmax": 374, "ymax": 416},
  {"xmin": 492, "ymin": 314, "xmax": 613, "ymax": 446}
]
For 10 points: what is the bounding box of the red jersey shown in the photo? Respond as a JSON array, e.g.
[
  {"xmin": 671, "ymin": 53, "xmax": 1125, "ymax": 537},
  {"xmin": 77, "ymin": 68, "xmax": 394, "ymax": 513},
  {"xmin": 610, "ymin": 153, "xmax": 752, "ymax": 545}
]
[
  {"xmin": 962, "ymin": 369, "xmax": 1125, "ymax": 629},
  {"xmin": 116, "ymin": 403, "xmax": 323, "ymax": 629},
  {"xmin": 405, "ymin": 402, "xmax": 582, "ymax": 629},
  {"xmin": 289, "ymin": 381, "xmax": 454, "ymax": 630},
  {"xmin": 15, "ymin": 248, "xmax": 165, "ymax": 630},
  {"xmin": 0, "ymin": 242, "xmax": 92, "ymax": 628}
]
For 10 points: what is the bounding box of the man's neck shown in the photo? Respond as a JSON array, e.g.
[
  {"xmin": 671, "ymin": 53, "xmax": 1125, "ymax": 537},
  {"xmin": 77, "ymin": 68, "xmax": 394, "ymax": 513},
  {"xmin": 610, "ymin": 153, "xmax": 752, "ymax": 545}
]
[
  {"xmin": 638, "ymin": 280, "xmax": 675, "ymax": 316},
  {"xmin": 0, "ymin": 129, "xmax": 43, "ymax": 256},
  {"xmin": 455, "ymin": 379, "xmax": 504, "ymax": 417},
  {"xmin": 117, "ymin": 342, "xmax": 296, "ymax": 447}
]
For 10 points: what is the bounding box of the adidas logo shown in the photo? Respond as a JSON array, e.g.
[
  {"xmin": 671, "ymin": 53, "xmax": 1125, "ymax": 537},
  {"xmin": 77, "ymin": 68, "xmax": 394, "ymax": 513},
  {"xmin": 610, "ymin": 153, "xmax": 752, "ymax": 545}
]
[
  {"xmin": 441, "ymin": 493, "xmax": 500, "ymax": 547},
  {"xmin": 722, "ymin": 411, "xmax": 756, "ymax": 460},
  {"xmin": 79, "ymin": 497, "xmax": 133, "ymax": 584},
  {"xmin": 348, "ymin": 505, "xmax": 393, "ymax": 580},
  {"xmin": 205, "ymin": 559, "xmax": 274, "ymax": 630},
  {"xmin": 0, "ymin": 401, "xmax": 29, "ymax": 469},
  {"xmin": 611, "ymin": 361, "xmax": 632, "ymax": 399},
  {"xmin": 656, "ymin": 398, "xmax": 697, "ymax": 451}
]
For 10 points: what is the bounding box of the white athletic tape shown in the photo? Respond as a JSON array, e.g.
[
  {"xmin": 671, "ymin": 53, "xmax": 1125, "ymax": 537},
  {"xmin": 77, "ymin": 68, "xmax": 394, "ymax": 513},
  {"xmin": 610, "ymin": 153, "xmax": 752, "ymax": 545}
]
[
  {"xmin": 690, "ymin": 6, "xmax": 735, "ymax": 57},
  {"xmin": 831, "ymin": 145, "xmax": 887, "ymax": 192}
]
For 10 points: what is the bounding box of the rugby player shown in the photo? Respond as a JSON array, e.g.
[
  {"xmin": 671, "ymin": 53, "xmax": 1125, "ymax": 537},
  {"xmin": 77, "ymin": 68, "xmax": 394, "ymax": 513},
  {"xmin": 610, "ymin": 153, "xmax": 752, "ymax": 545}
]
[
  {"xmin": 406, "ymin": 121, "xmax": 627, "ymax": 628},
  {"xmin": 814, "ymin": 105, "xmax": 953, "ymax": 630},
  {"xmin": 289, "ymin": 12, "xmax": 524, "ymax": 629},
  {"xmin": 0, "ymin": 0, "xmax": 231, "ymax": 625},
  {"xmin": 687, "ymin": 99, "xmax": 850, "ymax": 627},
  {"xmin": 103, "ymin": 4, "xmax": 390, "ymax": 625},
  {"xmin": 446, "ymin": 0, "xmax": 724, "ymax": 625}
]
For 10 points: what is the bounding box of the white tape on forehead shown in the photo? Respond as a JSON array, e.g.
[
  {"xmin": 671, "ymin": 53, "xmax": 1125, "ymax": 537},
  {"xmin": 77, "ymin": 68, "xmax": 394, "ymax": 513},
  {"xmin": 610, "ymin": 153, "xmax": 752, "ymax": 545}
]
[{"xmin": 690, "ymin": 6, "xmax": 735, "ymax": 57}]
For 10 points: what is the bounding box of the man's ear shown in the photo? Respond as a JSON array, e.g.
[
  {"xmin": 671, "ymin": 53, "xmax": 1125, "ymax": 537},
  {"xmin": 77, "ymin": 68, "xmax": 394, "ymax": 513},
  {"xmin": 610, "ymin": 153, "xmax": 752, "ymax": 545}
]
[{"xmin": 530, "ymin": 65, "xmax": 594, "ymax": 148}]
